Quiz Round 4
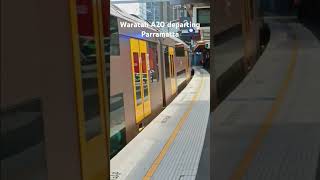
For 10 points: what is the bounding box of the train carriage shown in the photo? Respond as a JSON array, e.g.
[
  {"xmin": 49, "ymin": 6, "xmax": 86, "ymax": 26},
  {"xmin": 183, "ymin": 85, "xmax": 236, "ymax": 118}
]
[{"xmin": 110, "ymin": 5, "xmax": 191, "ymax": 157}]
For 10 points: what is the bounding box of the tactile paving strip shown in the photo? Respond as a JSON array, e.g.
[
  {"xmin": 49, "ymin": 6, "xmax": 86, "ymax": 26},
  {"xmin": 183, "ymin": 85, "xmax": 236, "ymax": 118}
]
[{"xmin": 152, "ymin": 69, "xmax": 210, "ymax": 180}]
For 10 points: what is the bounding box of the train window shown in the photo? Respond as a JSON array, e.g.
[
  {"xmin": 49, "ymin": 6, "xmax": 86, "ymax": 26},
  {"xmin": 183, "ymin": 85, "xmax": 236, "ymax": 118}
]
[
  {"xmin": 76, "ymin": 2, "xmax": 102, "ymax": 140},
  {"xmin": 141, "ymin": 53, "xmax": 149, "ymax": 101},
  {"xmin": 110, "ymin": 93, "xmax": 126, "ymax": 158},
  {"xmin": 170, "ymin": 55, "xmax": 175, "ymax": 76},
  {"xmin": 164, "ymin": 46, "xmax": 170, "ymax": 78},
  {"xmin": 175, "ymin": 47, "xmax": 185, "ymax": 57},
  {"xmin": 0, "ymin": 99, "xmax": 48, "ymax": 180},
  {"xmin": 110, "ymin": 16, "xmax": 120, "ymax": 56},
  {"xmin": 148, "ymin": 42, "xmax": 159, "ymax": 83},
  {"xmin": 133, "ymin": 52, "xmax": 143, "ymax": 105}
]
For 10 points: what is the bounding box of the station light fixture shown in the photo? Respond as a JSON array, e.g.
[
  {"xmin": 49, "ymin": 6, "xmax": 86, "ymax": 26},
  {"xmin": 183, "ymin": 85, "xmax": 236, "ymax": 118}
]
[{"xmin": 188, "ymin": 28, "xmax": 194, "ymax": 33}]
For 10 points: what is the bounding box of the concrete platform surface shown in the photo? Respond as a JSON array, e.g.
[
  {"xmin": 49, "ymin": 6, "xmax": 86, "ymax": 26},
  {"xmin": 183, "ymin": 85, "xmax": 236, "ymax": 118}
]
[
  {"xmin": 111, "ymin": 67, "xmax": 210, "ymax": 180},
  {"xmin": 211, "ymin": 19, "xmax": 320, "ymax": 180}
]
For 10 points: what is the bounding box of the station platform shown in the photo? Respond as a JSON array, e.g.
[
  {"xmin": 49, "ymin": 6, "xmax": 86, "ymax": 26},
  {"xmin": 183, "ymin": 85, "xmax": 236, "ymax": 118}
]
[
  {"xmin": 211, "ymin": 19, "xmax": 320, "ymax": 180},
  {"xmin": 111, "ymin": 67, "xmax": 210, "ymax": 180}
]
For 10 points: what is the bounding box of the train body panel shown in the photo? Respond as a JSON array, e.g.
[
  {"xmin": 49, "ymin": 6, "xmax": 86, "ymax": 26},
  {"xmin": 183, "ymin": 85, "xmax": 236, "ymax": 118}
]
[
  {"xmin": 160, "ymin": 44, "xmax": 176, "ymax": 105},
  {"xmin": 110, "ymin": 34, "xmax": 137, "ymax": 141}
]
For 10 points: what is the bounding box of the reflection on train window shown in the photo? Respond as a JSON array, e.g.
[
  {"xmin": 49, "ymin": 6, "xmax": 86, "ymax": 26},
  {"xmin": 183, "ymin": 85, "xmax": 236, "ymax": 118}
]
[
  {"xmin": 0, "ymin": 99, "xmax": 48, "ymax": 180},
  {"xmin": 164, "ymin": 46, "xmax": 170, "ymax": 78},
  {"xmin": 104, "ymin": 38, "xmax": 110, "ymax": 58},
  {"xmin": 110, "ymin": 93, "xmax": 126, "ymax": 158},
  {"xmin": 101, "ymin": 0, "xmax": 110, "ymax": 101},
  {"xmin": 170, "ymin": 54, "xmax": 175, "ymax": 76},
  {"xmin": 133, "ymin": 52, "xmax": 142, "ymax": 105},
  {"xmin": 110, "ymin": 15, "xmax": 120, "ymax": 56},
  {"xmin": 76, "ymin": 1, "xmax": 102, "ymax": 140},
  {"xmin": 141, "ymin": 53, "xmax": 149, "ymax": 101},
  {"xmin": 103, "ymin": 38, "xmax": 110, "ymax": 97},
  {"xmin": 148, "ymin": 42, "xmax": 159, "ymax": 83},
  {"xmin": 175, "ymin": 47, "xmax": 185, "ymax": 57}
]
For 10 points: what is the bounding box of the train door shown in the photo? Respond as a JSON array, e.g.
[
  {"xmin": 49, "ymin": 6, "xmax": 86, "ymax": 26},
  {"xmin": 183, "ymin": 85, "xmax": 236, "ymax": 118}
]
[
  {"xmin": 169, "ymin": 47, "xmax": 177, "ymax": 94},
  {"xmin": 130, "ymin": 38, "xmax": 151, "ymax": 123},
  {"xmin": 70, "ymin": 0, "xmax": 109, "ymax": 180}
]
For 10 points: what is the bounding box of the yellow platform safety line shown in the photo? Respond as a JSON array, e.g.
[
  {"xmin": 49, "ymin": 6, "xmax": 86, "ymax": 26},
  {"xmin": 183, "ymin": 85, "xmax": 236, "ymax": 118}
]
[
  {"xmin": 230, "ymin": 38, "xmax": 298, "ymax": 180},
  {"xmin": 143, "ymin": 74, "xmax": 205, "ymax": 180}
]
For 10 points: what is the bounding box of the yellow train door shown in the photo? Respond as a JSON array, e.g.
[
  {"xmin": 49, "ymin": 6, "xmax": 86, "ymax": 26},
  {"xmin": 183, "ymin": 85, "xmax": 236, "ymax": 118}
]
[
  {"xmin": 169, "ymin": 47, "xmax": 177, "ymax": 94},
  {"xmin": 130, "ymin": 39, "xmax": 151, "ymax": 123},
  {"xmin": 70, "ymin": 0, "xmax": 109, "ymax": 180}
]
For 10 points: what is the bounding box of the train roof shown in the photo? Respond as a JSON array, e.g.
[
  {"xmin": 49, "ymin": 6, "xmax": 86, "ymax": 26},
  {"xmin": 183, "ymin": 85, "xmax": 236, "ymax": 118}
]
[
  {"xmin": 172, "ymin": 37, "xmax": 190, "ymax": 49},
  {"xmin": 111, "ymin": 5, "xmax": 190, "ymax": 50}
]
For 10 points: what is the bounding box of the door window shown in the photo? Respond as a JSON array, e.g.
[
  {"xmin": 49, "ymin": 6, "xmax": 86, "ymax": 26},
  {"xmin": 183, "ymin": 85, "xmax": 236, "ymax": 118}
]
[
  {"xmin": 133, "ymin": 52, "xmax": 142, "ymax": 105},
  {"xmin": 76, "ymin": 0, "xmax": 102, "ymax": 141},
  {"xmin": 141, "ymin": 53, "xmax": 149, "ymax": 101}
]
